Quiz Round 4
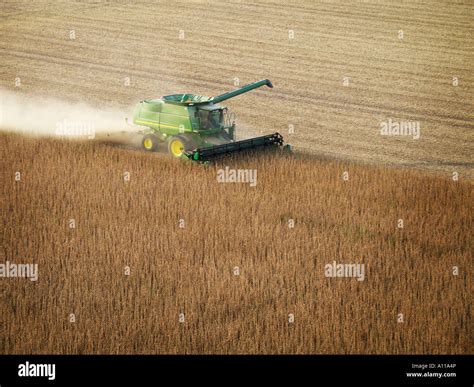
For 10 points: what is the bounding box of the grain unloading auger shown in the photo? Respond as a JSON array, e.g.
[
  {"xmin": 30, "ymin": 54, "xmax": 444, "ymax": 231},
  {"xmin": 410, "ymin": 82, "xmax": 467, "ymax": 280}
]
[{"xmin": 132, "ymin": 79, "xmax": 289, "ymax": 161}]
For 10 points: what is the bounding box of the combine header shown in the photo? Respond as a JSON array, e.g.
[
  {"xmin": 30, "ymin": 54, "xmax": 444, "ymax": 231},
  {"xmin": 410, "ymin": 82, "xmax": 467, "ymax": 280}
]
[{"xmin": 132, "ymin": 79, "xmax": 288, "ymax": 161}]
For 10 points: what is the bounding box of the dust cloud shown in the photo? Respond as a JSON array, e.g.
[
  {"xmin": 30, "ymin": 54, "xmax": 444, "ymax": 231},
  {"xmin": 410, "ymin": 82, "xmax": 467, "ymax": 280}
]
[{"xmin": 0, "ymin": 89, "xmax": 131, "ymax": 139}]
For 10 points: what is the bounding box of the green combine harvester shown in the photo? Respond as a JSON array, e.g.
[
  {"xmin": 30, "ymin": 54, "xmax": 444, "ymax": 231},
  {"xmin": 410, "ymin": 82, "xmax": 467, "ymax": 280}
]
[{"xmin": 132, "ymin": 79, "xmax": 287, "ymax": 161}]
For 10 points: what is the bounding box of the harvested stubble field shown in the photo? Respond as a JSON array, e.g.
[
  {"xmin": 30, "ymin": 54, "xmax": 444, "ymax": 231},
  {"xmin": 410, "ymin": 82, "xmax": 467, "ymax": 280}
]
[
  {"xmin": 0, "ymin": 0, "xmax": 473, "ymax": 354},
  {"xmin": 1, "ymin": 133, "xmax": 473, "ymax": 354},
  {"xmin": 0, "ymin": 0, "xmax": 473, "ymax": 174}
]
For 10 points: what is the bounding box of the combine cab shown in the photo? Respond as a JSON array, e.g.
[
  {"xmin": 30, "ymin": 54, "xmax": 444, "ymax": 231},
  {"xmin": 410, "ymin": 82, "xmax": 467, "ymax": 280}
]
[{"xmin": 132, "ymin": 79, "xmax": 287, "ymax": 161}]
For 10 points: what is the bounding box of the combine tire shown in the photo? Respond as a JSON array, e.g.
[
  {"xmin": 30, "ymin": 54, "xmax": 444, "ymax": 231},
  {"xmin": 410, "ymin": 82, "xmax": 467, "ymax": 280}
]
[
  {"xmin": 142, "ymin": 134, "xmax": 159, "ymax": 152},
  {"xmin": 168, "ymin": 135, "xmax": 196, "ymax": 158}
]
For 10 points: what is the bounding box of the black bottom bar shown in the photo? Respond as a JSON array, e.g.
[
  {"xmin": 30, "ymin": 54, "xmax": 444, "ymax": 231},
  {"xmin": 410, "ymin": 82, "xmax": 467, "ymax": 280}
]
[{"xmin": 0, "ymin": 355, "xmax": 471, "ymax": 386}]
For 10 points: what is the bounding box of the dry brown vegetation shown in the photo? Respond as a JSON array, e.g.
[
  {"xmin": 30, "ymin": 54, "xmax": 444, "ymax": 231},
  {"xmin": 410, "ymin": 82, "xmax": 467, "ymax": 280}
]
[
  {"xmin": 1, "ymin": 132, "xmax": 472, "ymax": 354},
  {"xmin": 0, "ymin": 0, "xmax": 473, "ymax": 354}
]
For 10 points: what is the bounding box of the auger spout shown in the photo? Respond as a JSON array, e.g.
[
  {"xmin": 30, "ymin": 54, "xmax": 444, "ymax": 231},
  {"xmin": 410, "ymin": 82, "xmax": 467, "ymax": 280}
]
[{"xmin": 210, "ymin": 79, "xmax": 273, "ymax": 104}]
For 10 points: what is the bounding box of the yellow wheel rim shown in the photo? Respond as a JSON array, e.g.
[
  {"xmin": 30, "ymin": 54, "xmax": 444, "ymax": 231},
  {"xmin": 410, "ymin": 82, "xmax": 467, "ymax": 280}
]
[
  {"xmin": 170, "ymin": 139, "xmax": 184, "ymax": 157},
  {"xmin": 143, "ymin": 138, "xmax": 153, "ymax": 150}
]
